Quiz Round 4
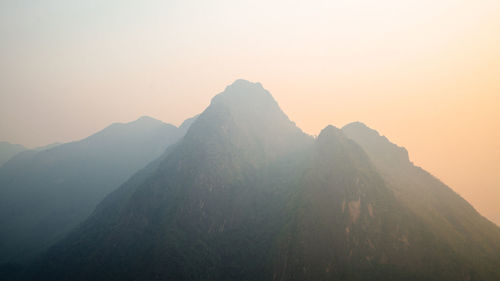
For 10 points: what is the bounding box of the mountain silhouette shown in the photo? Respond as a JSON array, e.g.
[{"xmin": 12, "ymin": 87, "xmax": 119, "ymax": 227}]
[
  {"xmin": 0, "ymin": 141, "xmax": 26, "ymax": 167},
  {"xmin": 19, "ymin": 81, "xmax": 500, "ymax": 281},
  {"xmin": 342, "ymin": 121, "xmax": 500, "ymax": 278},
  {"xmin": 0, "ymin": 116, "xmax": 192, "ymax": 265}
]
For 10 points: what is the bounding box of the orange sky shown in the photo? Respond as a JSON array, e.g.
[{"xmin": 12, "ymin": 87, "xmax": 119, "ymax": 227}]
[{"xmin": 0, "ymin": 0, "xmax": 499, "ymax": 225}]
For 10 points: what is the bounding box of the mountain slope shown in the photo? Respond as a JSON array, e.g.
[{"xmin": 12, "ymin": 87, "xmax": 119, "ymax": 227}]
[
  {"xmin": 32, "ymin": 80, "xmax": 312, "ymax": 281},
  {"xmin": 0, "ymin": 141, "xmax": 26, "ymax": 167},
  {"xmin": 27, "ymin": 81, "xmax": 500, "ymax": 281},
  {"xmin": 0, "ymin": 116, "xmax": 187, "ymax": 264},
  {"xmin": 342, "ymin": 122, "xmax": 500, "ymax": 279}
]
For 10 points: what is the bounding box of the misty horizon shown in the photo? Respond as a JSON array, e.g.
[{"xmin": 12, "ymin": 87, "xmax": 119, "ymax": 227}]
[
  {"xmin": 1, "ymin": 1, "xmax": 499, "ymax": 228},
  {"xmin": 1, "ymin": 1, "xmax": 499, "ymax": 281},
  {"xmin": 2, "ymin": 80, "xmax": 498, "ymax": 227}
]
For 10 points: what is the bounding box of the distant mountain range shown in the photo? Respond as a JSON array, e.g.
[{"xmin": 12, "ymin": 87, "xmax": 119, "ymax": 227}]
[
  {"xmin": 1, "ymin": 80, "xmax": 499, "ymax": 281},
  {"xmin": 0, "ymin": 141, "xmax": 66, "ymax": 168},
  {"xmin": 0, "ymin": 116, "xmax": 195, "ymax": 265}
]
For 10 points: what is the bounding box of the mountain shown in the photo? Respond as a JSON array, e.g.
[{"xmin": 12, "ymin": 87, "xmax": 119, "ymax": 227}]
[
  {"xmin": 178, "ymin": 114, "xmax": 199, "ymax": 136},
  {"xmin": 0, "ymin": 141, "xmax": 26, "ymax": 167},
  {"xmin": 342, "ymin": 121, "xmax": 500, "ymax": 278},
  {"xmin": 25, "ymin": 80, "xmax": 500, "ymax": 281},
  {"xmin": 0, "ymin": 116, "xmax": 191, "ymax": 265},
  {"xmin": 33, "ymin": 142, "xmax": 62, "ymax": 152}
]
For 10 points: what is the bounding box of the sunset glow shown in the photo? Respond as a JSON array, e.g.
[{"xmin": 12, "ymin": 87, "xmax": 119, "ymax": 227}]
[{"xmin": 1, "ymin": 0, "xmax": 499, "ymax": 226}]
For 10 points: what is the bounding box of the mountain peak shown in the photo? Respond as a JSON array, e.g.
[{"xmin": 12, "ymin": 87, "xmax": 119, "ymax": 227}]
[
  {"xmin": 316, "ymin": 125, "xmax": 369, "ymax": 163},
  {"xmin": 342, "ymin": 121, "xmax": 411, "ymax": 167},
  {"xmin": 179, "ymin": 80, "xmax": 310, "ymax": 166},
  {"xmin": 227, "ymin": 79, "xmax": 263, "ymax": 90},
  {"xmin": 211, "ymin": 79, "xmax": 272, "ymax": 108},
  {"xmin": 133, "ymin": 116, "xmax": 166, "ymax": 126},
  {"xmin": 136, "ymin": 115, "xmax": 158, "ymax": 122},
  {"xmin": 318, "ymin": 125, "xmax": 343, "ymax": 138},
  {"xmin": 205, "ymin": 79, "xmax": 297, "ymax": 134},
  {"xmin": 342, "ymin": 121, "xmax": 377, "ymax": 136}
]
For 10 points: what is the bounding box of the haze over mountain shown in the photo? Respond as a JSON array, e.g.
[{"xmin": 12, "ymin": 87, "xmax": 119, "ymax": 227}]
[
  {"xmin": 2, "ymin": 0, "xmax": 499, "ymax": 230},
  {"xmin": 0, "ymin": 142, "xmax": 26, "ymax": 167},
  {"xmin": 342, "ymin": 122, "xmax": 500, "ymax": 278},
  {"xmin": 27, "ymin": 80, "xmax": 500, "ymax": 281},
  {"xmin": 0, "ymin": 116, "xmax": 193, "ymax": 265}
]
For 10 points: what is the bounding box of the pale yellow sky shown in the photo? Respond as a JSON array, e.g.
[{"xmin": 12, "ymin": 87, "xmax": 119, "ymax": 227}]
[{"xmin": 0, "ymin": 0, "xmax": 499, "ymax": 224}]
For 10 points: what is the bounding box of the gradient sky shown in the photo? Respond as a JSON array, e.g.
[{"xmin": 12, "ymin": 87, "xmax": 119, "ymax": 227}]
[{"xmin": 1, "ymin": 0, "xmax": 499, "ymax": 225}]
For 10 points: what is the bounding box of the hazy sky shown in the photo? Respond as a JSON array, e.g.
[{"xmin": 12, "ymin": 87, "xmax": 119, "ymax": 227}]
[{"xmin": 1, "ymin": 0, "xmax": 499, "ymax": 225}]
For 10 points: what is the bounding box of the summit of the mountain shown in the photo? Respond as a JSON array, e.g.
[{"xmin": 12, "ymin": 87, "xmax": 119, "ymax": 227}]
[{"xmin": 342, "ymin": 121, "xmax": 411, "ymax": 168}]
